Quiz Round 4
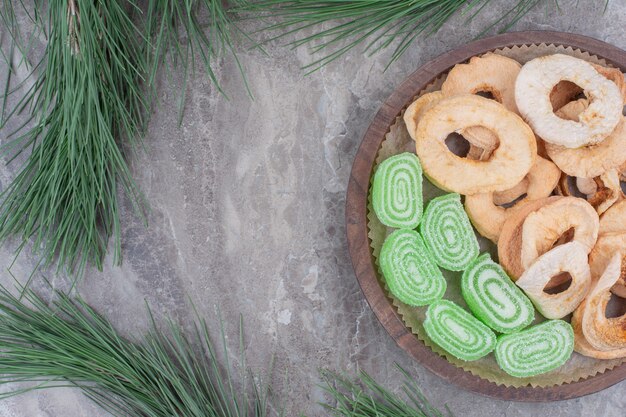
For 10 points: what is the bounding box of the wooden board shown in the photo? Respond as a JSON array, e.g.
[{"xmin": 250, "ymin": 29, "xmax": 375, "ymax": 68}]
[{"xmin": 345, "ymin": 31, "xmax": 626, "ymax": 402}]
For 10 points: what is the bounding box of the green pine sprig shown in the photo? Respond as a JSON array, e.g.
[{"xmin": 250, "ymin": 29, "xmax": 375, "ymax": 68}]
[
  {"xmin": 0, "ymin": 0, "xmax": 253, "ymax": 276},
  {"xmin": 320, "ymin": 365, "xmax": 449, "ymax": 417},
  {"xmin": 237, "ymin": 0, "xmax": 549, "ymax": 72},
  {"xmin": 0, "ymin": 282, "xmax": 273, "ymax": 417},
  {"xmin": 0, "ymin": 0, "xmax": 148, "ymax": 276}
]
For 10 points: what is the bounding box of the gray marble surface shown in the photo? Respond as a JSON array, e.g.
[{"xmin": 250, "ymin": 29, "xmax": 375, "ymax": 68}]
[{"xmin": 1, "ymin": 1, "xmax": 626, "ymax": 416}]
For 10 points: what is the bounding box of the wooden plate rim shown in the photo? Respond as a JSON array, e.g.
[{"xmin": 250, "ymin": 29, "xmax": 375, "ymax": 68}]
[{"xmin": 345, "ymin": 30, "xmax": 626, "ymax": 402}]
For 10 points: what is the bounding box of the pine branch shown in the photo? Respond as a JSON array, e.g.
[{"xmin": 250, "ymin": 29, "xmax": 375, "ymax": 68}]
[
  {"xmin": 0, "ymin": 282, "xmax": 273, "ymax": 417},
  {"xmin": 0, "ymin": 0, "xmax": 148, "ymax": 276},
  {"xmin": 236, "ymin": 0, "xmax": 570, "ymax": 72},
  {"xmin": 320, "ymin": 365, "xmax": 450, "ymax": 417}
]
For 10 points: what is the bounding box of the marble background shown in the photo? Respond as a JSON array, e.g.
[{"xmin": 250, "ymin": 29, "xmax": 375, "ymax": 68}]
[{"xmin": 1, "ymin": 1, "xmax": 626, "ymax": 416}]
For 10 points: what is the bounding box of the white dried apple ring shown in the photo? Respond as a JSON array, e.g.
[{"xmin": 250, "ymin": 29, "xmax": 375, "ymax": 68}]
[
  {"xmin": 580, "ymin": 254, "xmax": 626, "ymax": 351},
  {"xmin": 520, "ymin": 197, "xmax": 599, "ymax": 271},
  {"xmin": 516, "ymin": 242, "xmax": 591, "ymax": 319},
  {"xmin": 549, "ymin": 64, "xmax": 626, "ymax": 112},
  {"xmin": 515, "ymin": 54, "xmax": 622, "ymax": 148},
  {"xmin": 545, "ymin": 100, "xmax": 626, "ymax": 178},
  {"xmin": 415, "ymin": 95, "xmax": 536, "ymax": 195},
  {"xmin": 441, "ymin": 53, "xmax": 521, "ymax": 114},
  {"xmin": 465, "ymin": 156, "xmax": 560, "ymax": 242}
]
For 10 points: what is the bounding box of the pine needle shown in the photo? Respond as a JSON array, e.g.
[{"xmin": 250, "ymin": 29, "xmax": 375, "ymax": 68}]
[
  {"xmin": 0, "ymin": 0, "xmax": 148, "ymax": 276},
  {"xmin": 320, "ymin": 365, "xmax": 450, "ymax": 417},
  {"xmin": 237, "ymin": 0, "xmax": 561, "ymax": 72},
  {"xmin": 0, "ymin": 282, "xmax": 273, "ymax": 417}
]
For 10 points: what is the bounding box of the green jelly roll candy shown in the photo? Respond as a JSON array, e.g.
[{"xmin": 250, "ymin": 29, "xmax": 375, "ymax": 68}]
[
  {"xmin": 462, "ymin": 253, "xmax": 534, "ymax": 334},
  {"xmin": 420, "ymin": 193, "xmax": 479, "ymax": 271},
  {"xmin": 372, "ymin": 152, "xmax": 423, "ymax": 229},
  {"xmin": 379, "ymin": 229, "xmax": 446, "ymax": 306},
  {"xmin": 495, "ymin": 320, "xmax": 574, "ymax": 378},
  {"xmin": 424, "ymin": 300, "xmax": 496, "ymax": 361}
]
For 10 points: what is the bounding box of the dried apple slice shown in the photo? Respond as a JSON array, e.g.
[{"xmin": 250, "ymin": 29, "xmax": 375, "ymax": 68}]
[
  {"xmin": 572, "ymin": 299, "xmax": 626, "ymax": 359},
  {"xmin": 516, "ymin": 54, "xmax": 622, "ymax": 148},
  {"xmin": 465, "ymin": 156, "xmax": 560, "ymax": 242},
  {"xmin": 441, "ymin": 53, "xmax": 521, "ymax": 114},
  {"xmin": 520, "ymin": 197, "xmax": 599, "ymax": 271},
  {"xmin": 558, "ymin": 170, "xmax": 624, "ymax": 215},
  {"xmin": 415, "ymin": 95, "xmax": 536, "ymax": 195},
  {"xmin": 404, "ymin": 91, "xmax": 444, "ymax": 140},
  {"xmin": 498, "ymin": 196, "xmax": 562, "ymax": 280},
  {"xmin": 592, "ymin": 63, "xmax": 626, "ymax": 104},
  {"xmin": 580, "ymin": 255, "xmax": 626, "ymax": 351},
  {"xmin": 516, "ymin": 242, "xmax": 591, "ymax": 319},
  {"xmin": 404, "ymin": 92, "xmax": 499, "ymax": 160}
]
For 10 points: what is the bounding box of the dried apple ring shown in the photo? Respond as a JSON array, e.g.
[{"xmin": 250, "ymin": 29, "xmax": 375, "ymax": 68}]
[
  {"xmin": 404, "ymin": 92, "xmax": 499, "ymax": 160},
  {"xmin": 515, "ymin": 54, "xmax": 622, "ymax": 148},
  {"xmin": 580, "ymin": 254, "xmax": 626, "ymax": 351},
  {"xmin": 498, "ymin": 196, "xmax": 562, "ymax": 280},
  {"xmin": 415, "ymin": 95, "xmax": 536, "ymax": 195},
  {"xmin": 465, "ymin": 156, "xmax": 560, "ymax": 243},
  {"xmin": 520, "ymin": 197, "xmax": 599, "ymax": 271},
  {"xmin": 549, "ymin": 64, "xmax": 626, "ymax": 111},
  {"xmin": 516, "ymin": 242, "xmax": 591, "ymax": 319},
  {"xmin": 441, "ymin": 53, "xmax": 521, "ymax": 114},
  {"xmin": 558, "ymin": 170, "xmax": 624, "ymax": 215},
  {"xmin": 572, "ymin": 299, "xmax": 626, "ymax": 360},
  {"xmin": 545, "ymin": 99, "xmax": 626, "ymax": 178},
  {"xmin": 404, "ymin": 91, "xmax": 444, "ymax": 140}
]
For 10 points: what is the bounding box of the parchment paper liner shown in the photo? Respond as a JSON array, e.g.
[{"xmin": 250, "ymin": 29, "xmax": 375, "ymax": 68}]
[{"xmin": 366, "ymin": 43, "xmax": 626, "ymax": 388}]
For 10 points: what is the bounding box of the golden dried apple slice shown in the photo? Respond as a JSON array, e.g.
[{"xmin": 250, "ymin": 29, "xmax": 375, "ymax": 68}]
[
  {"xmin": 465, "ymin": 156, "xmax": 560, "ymax": 242},
  {"xmin": 415, "ymin": 95, "xmax": 536, "ymax": 195},
  {"xmin": 520, "ymin": 197, "xmax": 599, "ymax": 271},
  {"xmin": 442, "ymin": 53, "xmax": 521, "ymax": 114},
  {"xmin": 581, "ymin": 254, "xmax": 626, "ymax": 351},
  {"xmin": 404, "ymin": 91, "xmax": 444, "ymax": 140},
  {"xmin": 572, "ymin": 298, "xmax": 626, "ymax": 359},
  {"xmin": 498, "ymin": 196, "xmax": 562, "ymax": 280},
  {"xmin": 558, "ymin": 170, "xmax": 624, "ymax": 215}
]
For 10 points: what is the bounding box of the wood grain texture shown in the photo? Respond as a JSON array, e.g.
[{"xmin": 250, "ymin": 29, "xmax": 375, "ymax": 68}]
[{"xmin": 345, "ymin": 31, "xmax": 626, "ymax": 402}]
